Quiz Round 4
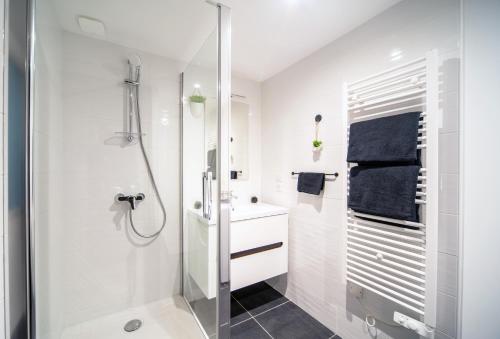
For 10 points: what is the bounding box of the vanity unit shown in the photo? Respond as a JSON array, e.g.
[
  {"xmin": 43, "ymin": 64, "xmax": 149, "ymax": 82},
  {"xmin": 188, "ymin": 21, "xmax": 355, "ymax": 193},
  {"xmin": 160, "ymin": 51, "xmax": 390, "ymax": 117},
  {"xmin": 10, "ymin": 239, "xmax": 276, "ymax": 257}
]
[{"xmin": 187, "ymin": 203, "xmax": 288, "ymax": 299}]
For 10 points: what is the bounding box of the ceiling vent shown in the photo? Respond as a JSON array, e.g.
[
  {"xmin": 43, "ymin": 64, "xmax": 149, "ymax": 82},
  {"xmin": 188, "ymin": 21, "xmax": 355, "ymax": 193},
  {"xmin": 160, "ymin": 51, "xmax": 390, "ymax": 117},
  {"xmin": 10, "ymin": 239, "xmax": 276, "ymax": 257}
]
[{"xmin": 77, "ymin": 16, "xmax": 106, "ymax": 38}]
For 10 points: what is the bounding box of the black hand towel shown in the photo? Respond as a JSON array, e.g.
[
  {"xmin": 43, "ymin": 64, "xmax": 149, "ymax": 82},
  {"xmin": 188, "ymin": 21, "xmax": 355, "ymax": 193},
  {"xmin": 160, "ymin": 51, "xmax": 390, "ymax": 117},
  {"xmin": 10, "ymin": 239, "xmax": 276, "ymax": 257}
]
[
  {"xmin": 297, "ymin": 172, "xmax": 325, "ymax": 195},
  {"xmin": 231, "ymin": 170, "xmax": 238, "ymax": 179},
  {"xmin": 348, "ymin": 165, "xmax": 420, "ymax": 222},
  {"xmin": 347, "ymin": 112, "xmax": 421, "ymax": 164}
]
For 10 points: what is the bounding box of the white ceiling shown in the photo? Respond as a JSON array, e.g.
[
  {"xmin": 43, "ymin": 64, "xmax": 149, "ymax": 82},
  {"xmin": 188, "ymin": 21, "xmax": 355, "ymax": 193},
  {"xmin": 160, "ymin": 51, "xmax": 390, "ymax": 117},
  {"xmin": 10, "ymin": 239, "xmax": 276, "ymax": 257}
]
[
  {"xmin": 52, "ymin": 0, "xmax": 217, "ymax": 67},
  {"xmin": 52, "ymin": 0, "xmax": 400, "ymax": 81}
]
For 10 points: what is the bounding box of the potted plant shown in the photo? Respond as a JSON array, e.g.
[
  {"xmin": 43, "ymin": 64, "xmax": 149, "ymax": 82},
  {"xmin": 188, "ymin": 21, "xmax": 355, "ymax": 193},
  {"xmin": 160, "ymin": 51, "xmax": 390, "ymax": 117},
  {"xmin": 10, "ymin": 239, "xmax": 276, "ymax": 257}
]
[
  {"xmin": 189, "ymin": 94, "xmax": 206, "ymax": 118},
  {"xmin": 312, "ymin": 139, "xmax": 323, "ymax": 151}
]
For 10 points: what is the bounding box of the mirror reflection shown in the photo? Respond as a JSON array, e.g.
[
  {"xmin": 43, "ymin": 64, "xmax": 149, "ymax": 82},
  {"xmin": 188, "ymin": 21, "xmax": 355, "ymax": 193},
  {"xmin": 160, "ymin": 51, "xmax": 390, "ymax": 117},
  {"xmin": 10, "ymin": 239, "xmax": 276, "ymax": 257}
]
[{"xmin": 230, "ymin": 101, "xmax": 249, "ymax": 180}]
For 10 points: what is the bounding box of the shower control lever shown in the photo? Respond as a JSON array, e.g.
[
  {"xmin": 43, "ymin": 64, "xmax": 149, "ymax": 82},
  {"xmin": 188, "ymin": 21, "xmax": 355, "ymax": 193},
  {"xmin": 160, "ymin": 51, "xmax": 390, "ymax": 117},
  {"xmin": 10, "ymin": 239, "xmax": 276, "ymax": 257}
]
[{"xmin": 116, "ymin": 193, "xmax": 145, "ymax": 210}]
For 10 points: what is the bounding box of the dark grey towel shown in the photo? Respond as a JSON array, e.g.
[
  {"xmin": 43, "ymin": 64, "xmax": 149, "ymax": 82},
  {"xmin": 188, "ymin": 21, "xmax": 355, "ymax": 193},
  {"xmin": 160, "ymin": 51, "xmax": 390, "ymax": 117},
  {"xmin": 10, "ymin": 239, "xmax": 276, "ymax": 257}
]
[
  {"xmin": 297, "ymin": 172, "xmax": 325, "ymax": 195},
  {"xmin": 347, "ymin": 112, "xmax": 421, "ymax": 164},
  {"xmin": 348, "ymin": 165, "xmax": 420, "ymax": 222}
]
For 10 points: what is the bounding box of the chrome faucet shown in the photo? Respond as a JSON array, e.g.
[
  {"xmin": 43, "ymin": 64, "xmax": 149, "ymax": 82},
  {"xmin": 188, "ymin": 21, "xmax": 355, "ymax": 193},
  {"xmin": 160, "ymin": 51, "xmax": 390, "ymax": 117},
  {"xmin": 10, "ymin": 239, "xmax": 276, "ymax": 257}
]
[{"xmin": 116, "ymin": 193, "xmax": 145, "ymax": 210}]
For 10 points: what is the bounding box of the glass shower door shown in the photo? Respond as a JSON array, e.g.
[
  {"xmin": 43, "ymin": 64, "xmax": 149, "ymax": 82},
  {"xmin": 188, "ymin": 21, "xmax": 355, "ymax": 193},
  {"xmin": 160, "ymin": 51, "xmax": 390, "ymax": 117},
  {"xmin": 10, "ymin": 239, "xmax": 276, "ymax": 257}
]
[
  {"xmin": 30, "ymin": 0, "xmax": 229, "ymax": 338},
  {"xmin": 182, "ymin": 4, "xmax": 231, "ymax": 338}
]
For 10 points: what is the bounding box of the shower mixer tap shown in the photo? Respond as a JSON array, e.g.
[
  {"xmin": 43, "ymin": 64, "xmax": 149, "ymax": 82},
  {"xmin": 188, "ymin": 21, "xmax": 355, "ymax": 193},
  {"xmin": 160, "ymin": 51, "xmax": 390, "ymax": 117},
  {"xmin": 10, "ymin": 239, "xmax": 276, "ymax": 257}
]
[{"xmin": 116, "ymin": 193, "xmax": 145, "ymax": 210}]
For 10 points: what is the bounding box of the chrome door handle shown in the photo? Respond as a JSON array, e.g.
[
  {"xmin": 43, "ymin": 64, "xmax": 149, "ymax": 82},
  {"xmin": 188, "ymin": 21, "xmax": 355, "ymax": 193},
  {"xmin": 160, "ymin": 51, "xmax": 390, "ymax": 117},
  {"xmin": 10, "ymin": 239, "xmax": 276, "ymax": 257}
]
[
  {"xmin": 202, "ymin": 171, "xmax": 213, "ymax": 220},
  {"xmin": 202, "ymin": 171, "xmax": 207, "ymax": 218},
  {"xmin": 207, "ymin": 171, "xmax": 212, "ymax": 219}
]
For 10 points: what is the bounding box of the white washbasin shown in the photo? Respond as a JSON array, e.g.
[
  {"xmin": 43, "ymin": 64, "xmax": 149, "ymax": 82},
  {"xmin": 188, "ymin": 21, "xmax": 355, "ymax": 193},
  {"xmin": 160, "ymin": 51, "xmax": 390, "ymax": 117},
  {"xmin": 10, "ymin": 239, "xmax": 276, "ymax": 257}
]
[
  {"xmin": 232, "ymin": 203, "xmax": 288, "ymax": 222},
  {"xmin": 188, "ymin": 203, "xmax": 288, "ymax": 225}
]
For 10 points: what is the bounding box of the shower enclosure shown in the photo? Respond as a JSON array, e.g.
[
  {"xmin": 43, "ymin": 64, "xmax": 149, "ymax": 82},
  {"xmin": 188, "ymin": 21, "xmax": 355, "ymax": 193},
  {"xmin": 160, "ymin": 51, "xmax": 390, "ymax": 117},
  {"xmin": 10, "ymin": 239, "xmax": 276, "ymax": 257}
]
[{"xmin": 14, "ymin": 0, "xmax": 231, "ymax": 338}]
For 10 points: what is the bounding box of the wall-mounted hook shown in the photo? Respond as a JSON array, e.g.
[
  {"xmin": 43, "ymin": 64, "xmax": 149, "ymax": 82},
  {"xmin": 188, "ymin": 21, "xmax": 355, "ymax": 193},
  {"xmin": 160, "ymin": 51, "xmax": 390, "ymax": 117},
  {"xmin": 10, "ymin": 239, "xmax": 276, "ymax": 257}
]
[{"xmin": 313, "ymin": 114, "xmax": 323, "ymax": 152}]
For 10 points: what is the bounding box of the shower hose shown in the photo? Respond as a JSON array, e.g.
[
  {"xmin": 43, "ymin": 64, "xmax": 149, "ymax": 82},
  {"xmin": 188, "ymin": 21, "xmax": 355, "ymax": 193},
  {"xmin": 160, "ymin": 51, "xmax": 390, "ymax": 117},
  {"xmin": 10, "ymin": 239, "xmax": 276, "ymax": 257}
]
[{"xmin": 128, "ymin": 83, "xmax": 167, "ymax": 238}]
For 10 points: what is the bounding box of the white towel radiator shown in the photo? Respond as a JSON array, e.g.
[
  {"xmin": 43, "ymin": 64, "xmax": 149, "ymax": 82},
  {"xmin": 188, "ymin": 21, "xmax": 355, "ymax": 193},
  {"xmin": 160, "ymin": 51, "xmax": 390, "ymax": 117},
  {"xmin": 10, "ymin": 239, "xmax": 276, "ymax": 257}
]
[{"xmin": 343, "ymin": 51, "xmax": 439, "ymax": 328}]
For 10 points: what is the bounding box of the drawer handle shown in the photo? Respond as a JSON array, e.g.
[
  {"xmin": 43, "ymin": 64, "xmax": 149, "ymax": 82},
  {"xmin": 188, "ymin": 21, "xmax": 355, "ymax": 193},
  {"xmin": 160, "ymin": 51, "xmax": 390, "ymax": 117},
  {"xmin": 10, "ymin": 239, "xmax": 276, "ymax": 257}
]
[{"xmin": 231, "ymin": 242, "xmax": 283, "ymax": 260}]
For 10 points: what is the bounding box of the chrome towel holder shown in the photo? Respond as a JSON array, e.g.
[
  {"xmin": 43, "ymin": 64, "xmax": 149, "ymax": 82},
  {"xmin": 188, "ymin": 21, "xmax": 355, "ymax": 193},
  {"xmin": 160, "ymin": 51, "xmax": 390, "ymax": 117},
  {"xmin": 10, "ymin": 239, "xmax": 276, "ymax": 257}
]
[{"xmin": 291, "ymin": 171, "xmax": 339, "ymax": 177}]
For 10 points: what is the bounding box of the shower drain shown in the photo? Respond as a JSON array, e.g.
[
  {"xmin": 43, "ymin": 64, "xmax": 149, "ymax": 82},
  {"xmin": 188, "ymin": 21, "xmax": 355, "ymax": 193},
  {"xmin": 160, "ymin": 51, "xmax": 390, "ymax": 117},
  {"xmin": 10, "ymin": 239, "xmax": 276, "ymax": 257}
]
[{"xmin": 124, "ymin": 319, "xmax": 142, "ymax": 332}]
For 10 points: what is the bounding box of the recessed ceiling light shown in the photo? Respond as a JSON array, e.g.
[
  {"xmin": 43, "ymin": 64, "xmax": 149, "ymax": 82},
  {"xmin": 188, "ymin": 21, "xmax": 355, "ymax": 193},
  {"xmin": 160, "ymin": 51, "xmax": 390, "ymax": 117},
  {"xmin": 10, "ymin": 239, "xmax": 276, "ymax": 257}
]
[{"xmin": 77, "ymin": 16, "xmax": 106, "ymax": 38}]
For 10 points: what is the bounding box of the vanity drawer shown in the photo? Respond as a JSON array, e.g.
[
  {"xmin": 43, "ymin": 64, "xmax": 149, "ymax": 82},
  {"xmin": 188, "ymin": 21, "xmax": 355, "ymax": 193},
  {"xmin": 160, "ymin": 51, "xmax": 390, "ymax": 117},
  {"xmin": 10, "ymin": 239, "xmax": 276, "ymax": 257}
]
[
  {"xmin": 231, "ymin": 244, "xmax": 288, "ymax": 291},
  {"xmin": 231, "ymin": 214, "xmax": 288, "ymax": 253}
]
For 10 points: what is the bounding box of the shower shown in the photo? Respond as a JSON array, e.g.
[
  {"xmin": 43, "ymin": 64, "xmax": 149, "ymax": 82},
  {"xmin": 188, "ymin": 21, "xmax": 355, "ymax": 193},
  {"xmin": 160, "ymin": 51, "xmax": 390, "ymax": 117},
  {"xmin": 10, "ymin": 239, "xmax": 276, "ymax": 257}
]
[{"xmin": 117, "ymin": 55, "xmax": 167, "ymax": 238}]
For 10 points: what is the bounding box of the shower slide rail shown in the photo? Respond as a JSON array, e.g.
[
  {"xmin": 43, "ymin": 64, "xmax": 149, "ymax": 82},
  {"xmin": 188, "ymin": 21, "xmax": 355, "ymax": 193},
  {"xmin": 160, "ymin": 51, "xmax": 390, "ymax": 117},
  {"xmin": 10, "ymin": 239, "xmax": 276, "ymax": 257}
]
[{"xmin": 342, "ymin": 51, "xmax": 439, "ymax": 327}]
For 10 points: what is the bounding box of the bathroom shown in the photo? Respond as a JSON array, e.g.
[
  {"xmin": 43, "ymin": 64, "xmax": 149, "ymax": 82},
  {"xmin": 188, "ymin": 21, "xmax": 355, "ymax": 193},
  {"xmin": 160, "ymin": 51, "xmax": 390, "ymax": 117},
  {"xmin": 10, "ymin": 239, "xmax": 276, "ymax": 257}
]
[{"xmin": 0, "ymin": 0, "xmax": 499, "ymax": 339}]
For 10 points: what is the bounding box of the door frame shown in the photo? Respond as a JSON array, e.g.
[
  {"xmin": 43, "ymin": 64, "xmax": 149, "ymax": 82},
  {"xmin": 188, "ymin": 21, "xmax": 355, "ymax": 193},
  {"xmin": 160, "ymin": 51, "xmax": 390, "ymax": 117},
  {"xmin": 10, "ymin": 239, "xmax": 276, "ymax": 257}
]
[{"xmin": 216, "ymin": 3, "xmax": 232, "ymax": 338}]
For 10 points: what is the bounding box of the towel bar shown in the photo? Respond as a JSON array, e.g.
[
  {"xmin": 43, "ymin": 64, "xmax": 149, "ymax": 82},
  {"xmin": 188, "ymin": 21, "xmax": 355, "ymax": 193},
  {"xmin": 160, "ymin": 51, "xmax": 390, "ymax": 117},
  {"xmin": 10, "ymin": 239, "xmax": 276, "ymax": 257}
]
[{"xmin": 291, "ymin": 171, "xmax": 339, "ymax": 177}]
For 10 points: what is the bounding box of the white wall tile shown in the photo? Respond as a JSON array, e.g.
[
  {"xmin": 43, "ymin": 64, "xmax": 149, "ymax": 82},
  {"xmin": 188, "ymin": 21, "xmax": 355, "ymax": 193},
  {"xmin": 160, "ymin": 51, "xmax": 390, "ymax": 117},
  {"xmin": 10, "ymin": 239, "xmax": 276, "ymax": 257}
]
[
  {"xmin": 439, "ymin": 132, "xmax": 459, "ymax": 174},
  {"xmin": 438, "ymin": 213, "xmax": 458, "ymax": 255},
  {"xmin": 437, "ymin": 252, "xmax": 458, "ymax": 296},
  {"xmin": 439, "ymin": 90, "xmax": 459, "ymax": 133},
  {"xmin": 439, "ymin": 174, "xmax": 459, "ymax": 214},
  {"xmin": 436, "ymin": 292, "xmax": 457, "ymax": 338},
  {"xmin": 439, "ymin": 52, "xmax": 460, "ymax": 95}
]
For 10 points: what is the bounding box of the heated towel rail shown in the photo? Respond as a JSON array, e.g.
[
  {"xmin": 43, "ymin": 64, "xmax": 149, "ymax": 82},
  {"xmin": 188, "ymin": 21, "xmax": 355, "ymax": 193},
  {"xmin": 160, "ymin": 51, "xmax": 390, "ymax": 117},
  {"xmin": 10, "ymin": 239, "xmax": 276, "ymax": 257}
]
[{"xmin": 343, "ymin": 51, "xmax": 439, "ymax": 327}]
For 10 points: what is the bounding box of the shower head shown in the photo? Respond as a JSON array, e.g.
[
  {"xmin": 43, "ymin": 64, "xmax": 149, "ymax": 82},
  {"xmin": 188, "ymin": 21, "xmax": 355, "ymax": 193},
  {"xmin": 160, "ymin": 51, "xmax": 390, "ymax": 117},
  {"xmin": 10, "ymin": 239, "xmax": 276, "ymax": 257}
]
[
  {"xmin": 127, "ymin": 55, "xmax": 142, "ymax": 83},
  {"xmin": 128, "ymin": 54, "xmax": 142, "ymax": 68}
]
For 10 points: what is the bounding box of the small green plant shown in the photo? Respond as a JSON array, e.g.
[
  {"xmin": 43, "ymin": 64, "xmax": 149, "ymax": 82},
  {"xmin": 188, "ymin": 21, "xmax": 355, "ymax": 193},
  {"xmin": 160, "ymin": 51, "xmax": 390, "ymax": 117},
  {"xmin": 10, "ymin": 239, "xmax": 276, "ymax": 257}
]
[
  {"xmin": 312, "ymin": 139, "xmax": 323, "ymax": 148},
  {"xmin": 189, "ymin": 95, "xmax": 206, "ymax": 103}
]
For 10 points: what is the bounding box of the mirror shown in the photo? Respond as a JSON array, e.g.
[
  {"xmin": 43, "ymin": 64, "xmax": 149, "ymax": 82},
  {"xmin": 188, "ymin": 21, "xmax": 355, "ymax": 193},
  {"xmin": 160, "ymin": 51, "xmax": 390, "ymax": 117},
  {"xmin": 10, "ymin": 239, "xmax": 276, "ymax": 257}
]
[
  {"xmin": 230, "ymin": 101, "xmax": 249, "ymax": 180},
  {"xmin": 205, "ymin": 98, "xmax": 217, "ymax": 179}
]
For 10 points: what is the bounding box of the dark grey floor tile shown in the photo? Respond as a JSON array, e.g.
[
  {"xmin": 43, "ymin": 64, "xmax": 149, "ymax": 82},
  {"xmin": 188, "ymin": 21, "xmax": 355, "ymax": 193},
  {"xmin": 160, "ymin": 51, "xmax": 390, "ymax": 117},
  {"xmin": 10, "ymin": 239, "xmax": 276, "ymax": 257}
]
[
  {"xmin": 231, "ymin": 319, "xmax": 271, "ymax": 339},
  {"xmin": 231, "ymin": 296, "xmax": 251, "ymax": 324},
  {"xmin": 232, "ymin": 282, "xmax": 288, "ymax": 316},
  {"xmin": 255, "ymin": 301, "xmax": 334, "ymax": 339}
]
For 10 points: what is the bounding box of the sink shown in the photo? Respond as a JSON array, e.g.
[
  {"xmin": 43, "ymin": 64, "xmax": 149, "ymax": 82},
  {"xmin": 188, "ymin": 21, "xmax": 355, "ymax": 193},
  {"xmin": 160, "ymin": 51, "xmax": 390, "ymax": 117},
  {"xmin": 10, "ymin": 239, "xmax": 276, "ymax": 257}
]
[
  {"xmin": 231, "ymin": 203, "xmax": 288, "ymax": 221},
  {"xmin": 188, "ymin": 203, "xmax": 288, "ymax": 224}
]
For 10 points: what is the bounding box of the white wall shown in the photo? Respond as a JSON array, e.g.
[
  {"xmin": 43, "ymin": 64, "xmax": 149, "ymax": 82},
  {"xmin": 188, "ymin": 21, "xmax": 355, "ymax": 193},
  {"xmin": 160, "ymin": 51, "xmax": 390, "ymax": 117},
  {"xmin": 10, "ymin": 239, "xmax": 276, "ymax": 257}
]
[
  {"xmin": 461, "ymin": 1, "xmax": 500, "ymax": 338},
  {"xmin": 231, "ymin": 76, "xmax": 262, "ymax": 204},
  {"xmin": 261, "ymin": 1, "xmax": 460, "ymax": 339}
]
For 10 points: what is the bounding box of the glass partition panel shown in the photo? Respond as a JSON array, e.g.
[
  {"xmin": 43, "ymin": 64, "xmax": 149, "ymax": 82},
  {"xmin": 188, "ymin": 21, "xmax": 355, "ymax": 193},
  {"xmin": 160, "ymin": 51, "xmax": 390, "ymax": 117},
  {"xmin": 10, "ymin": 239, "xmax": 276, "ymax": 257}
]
[
  {"xmin": 182, "ymin": 4, "xmax": 232, "ymax": 338},
  {"xmin": 182, "ymin": 27, "xmax": 220, "ymax": 338}
]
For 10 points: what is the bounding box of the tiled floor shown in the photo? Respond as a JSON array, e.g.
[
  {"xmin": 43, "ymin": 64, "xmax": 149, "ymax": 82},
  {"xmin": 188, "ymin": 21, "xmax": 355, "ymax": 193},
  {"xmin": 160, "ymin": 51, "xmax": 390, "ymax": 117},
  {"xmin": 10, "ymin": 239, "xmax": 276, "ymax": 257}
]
[{"xmin": 230, "ymin": 282, "xmax": 340, "ymax": 339}]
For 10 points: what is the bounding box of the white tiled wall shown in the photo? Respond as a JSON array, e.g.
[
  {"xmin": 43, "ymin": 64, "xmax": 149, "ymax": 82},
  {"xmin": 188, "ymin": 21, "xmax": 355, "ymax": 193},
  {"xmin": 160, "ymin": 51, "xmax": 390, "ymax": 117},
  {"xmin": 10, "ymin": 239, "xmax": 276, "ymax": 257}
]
[
  {"xmin": 260, "ymin": 1, "xmax": 460, "ymax": 338},
  {"xmin": 34, "ymin": 1, "xmax": 184, "ymax": 335},
  {"xmin": 436, "ymin": 49, "xmax": 460, "ymax": 339},
  {"xmin": 56, "ymin": 32, "xmax": 180, "ymax": 335}
]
